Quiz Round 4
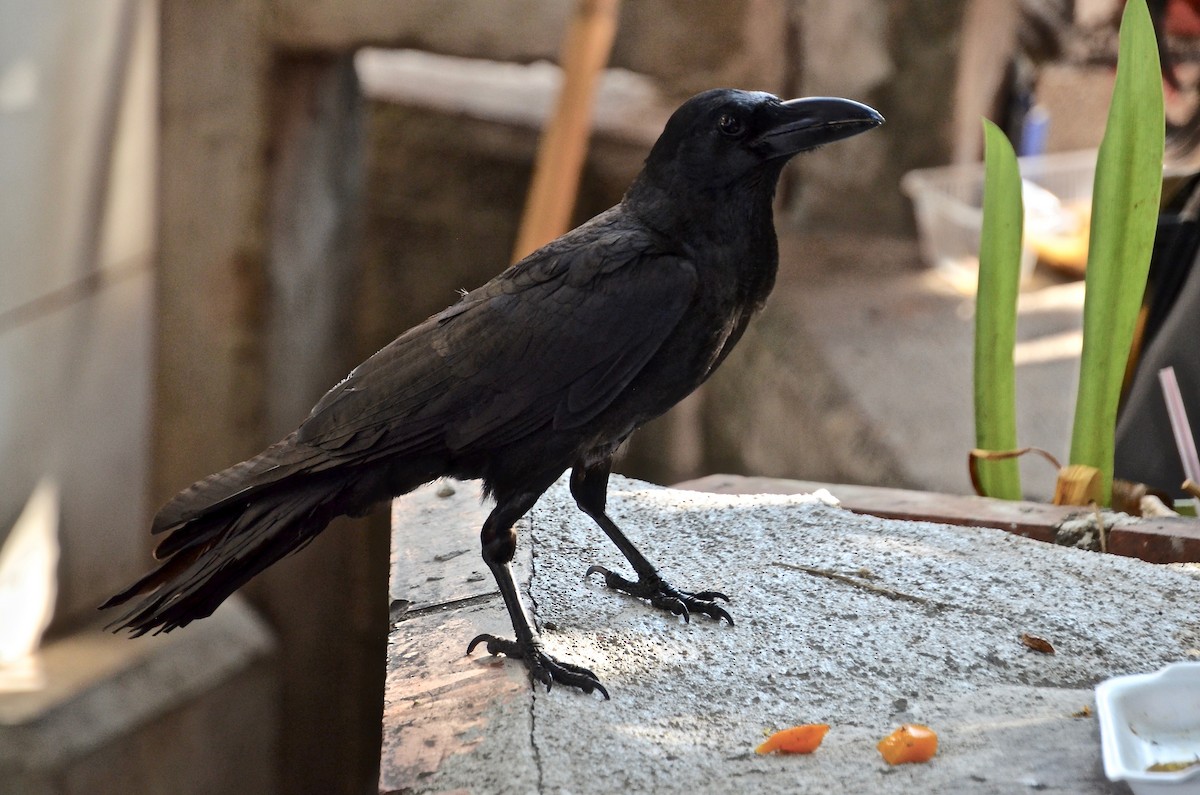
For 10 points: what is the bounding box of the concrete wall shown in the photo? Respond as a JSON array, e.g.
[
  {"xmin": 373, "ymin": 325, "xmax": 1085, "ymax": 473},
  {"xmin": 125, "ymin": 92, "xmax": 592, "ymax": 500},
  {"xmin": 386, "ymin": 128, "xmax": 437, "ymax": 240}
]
[
  {"xmin": 0, "ymin": 5, "xmax": 279, "ymax": 793},
  {"xmin": 0, "ymin": 0, "xmax": 154, "ymax": 636},
  {"xmin": 156, "ymin": 8, "xmax": 387, "ymax": 790},
  {"xmin": 789, "ymin": 0, "xmax": 968, "ymax": 234},
  {"xmin": 0, "ymin": 600, "xmax": 277, "ymax": 795}
]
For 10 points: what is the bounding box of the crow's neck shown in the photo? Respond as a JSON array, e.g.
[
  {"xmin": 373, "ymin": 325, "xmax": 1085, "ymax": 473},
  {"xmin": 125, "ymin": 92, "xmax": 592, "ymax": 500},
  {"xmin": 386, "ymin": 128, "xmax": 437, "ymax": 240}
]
[{"xmin": 624, "ymin": 167, "xmax": 783, "ymax": 305}]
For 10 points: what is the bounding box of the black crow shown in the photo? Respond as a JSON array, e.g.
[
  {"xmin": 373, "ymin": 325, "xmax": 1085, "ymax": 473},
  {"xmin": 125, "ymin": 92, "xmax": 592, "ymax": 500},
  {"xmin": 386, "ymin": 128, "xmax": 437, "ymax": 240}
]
[{"xmin": 103, "ymin": 88, "xmax": 883, "ymax": 698}]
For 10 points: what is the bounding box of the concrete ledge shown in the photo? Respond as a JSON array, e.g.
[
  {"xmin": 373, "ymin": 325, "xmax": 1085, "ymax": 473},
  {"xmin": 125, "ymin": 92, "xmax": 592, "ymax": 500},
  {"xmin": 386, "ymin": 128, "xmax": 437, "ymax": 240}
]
[
  {"xmin": 382, "ymin": 476, "xmax": 1200, "ymax": 794},
  {"xmin": 356, "ymin": 48, "xmax": 669, "ymax": 146},
  {"xmin": 679, "ymin": 474, "xmax": 1200, "ymax": 564},
  {"xmin": 382, "ymin": 480, "xmax": 532, "ymax": 793},
  {"xmin": 0, "ymin": 596, "xmax": 277, "ymax": 794}
]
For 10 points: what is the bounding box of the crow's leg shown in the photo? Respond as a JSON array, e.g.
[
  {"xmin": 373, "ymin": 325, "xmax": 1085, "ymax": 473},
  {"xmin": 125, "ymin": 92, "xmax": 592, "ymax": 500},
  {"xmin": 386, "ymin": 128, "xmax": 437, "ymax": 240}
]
[
  {"xmin": 571, "ymin": 462, "xmax": 733, "ymax": 625},
  {"xmin": 467, "ymin": 489, "xmax": 609, "ymax": 699}
]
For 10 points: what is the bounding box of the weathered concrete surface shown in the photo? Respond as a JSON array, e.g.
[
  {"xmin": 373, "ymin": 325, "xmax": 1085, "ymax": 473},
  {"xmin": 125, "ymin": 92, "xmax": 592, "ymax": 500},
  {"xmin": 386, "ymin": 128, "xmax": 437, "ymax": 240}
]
[
  {"xmin": 275, "ymin": 0, "xmax": 789, "ymax": 101},
  {"xmin": 383, "ymin": 476, "xmax": 1200, "ymax": 794},
  {"xmin": 0, "ymin": 597, "xmax": 277, "ymax": 795},
  {"xmin": 682, "ymin": 474, "xmax": 1200, "ymax": 565}
]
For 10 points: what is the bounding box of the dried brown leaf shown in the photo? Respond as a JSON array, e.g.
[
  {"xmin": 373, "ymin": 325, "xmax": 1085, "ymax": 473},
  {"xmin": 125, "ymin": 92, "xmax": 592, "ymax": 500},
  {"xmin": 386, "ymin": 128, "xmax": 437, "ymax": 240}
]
[{"xmin": 1020, "ymin": 633, "xmax": 1056, "ymax": 654}]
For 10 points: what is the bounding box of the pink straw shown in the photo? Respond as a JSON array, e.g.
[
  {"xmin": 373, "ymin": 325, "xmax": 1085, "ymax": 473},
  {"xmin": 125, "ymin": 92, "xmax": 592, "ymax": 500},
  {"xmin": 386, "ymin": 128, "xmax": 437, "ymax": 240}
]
[{"xmin": 1158, "ymin": 366, "xmax": 1200, "ymax": 484}]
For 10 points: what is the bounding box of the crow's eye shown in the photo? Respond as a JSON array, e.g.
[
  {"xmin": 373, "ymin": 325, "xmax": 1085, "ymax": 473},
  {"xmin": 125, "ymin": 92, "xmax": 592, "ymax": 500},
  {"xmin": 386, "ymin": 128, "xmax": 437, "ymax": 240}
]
[{"xmin": 716, "ymin": 112, "xmax": 745, "ymax": 137}]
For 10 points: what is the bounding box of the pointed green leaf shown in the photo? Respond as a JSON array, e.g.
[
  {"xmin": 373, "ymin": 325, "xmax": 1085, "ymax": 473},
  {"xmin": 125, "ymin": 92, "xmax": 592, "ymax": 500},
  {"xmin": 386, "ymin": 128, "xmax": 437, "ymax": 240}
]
[
  {"xmin": 975, "ymin": 120, "xmax": 1024, "ymax": 500},
  {"xmin": 1069, "ymin": 0, "xmax": 1164, "ymax": 504}
]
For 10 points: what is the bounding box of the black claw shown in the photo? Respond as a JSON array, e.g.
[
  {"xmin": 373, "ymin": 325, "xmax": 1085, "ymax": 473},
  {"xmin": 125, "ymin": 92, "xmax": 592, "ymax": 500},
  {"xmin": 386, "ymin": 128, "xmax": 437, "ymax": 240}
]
[
  {"xmin": 467, "ymin": 633, "xmax": 503, "ymax": 655},
  {"xmin": 465, "ymin": 632, "xmax": 609, "ymax": 699},
  {"xmin": 692, "ymin": 590, "xmax": 730, "ymax": 603},
  {"xmin": 584, "ymin": 565, "xmax": 736, "ymax": 626},
  {"xmin": 651, "ymin": 594, "xmax": 690, "ymax": 623},
  {"xmin": 708, "ymin": 605, "xmax": 735, "ymax": 626},
  {"xmin": 585, "ymin": 564, "xmax": 610, "ymax": 580}
]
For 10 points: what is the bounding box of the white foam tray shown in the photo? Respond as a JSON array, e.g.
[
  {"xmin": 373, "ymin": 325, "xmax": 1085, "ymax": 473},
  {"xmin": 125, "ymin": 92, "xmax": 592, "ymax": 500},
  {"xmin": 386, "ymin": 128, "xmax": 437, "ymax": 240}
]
[{"xmin": 1097, "ymin": 662, "xmax": 1200, "ymax": 795}]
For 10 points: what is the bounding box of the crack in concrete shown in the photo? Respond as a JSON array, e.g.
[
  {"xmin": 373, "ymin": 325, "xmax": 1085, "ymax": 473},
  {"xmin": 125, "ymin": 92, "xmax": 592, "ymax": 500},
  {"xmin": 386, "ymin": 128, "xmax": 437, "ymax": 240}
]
[
  {"xmin": 525, "ymin": 514, "xmax": 547, "ymax": 794},
  {"xmin": 390, "ymin": 591, "xmax": 500, "ymax": 624},
  {"xmin": 772, "ymin": 561, "xmax": 949, "ymax": 609}
]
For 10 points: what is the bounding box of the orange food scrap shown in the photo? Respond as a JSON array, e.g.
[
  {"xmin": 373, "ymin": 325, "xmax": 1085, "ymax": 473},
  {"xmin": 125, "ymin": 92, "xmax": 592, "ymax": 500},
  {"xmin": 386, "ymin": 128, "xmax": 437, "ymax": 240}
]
[
  {"xmin": 877, "ymin": 724, "xmax": 938, "ymax": 765},
  {"xmin": 755, "ymin": 723, "xmax": 830, "ymax": 755}
]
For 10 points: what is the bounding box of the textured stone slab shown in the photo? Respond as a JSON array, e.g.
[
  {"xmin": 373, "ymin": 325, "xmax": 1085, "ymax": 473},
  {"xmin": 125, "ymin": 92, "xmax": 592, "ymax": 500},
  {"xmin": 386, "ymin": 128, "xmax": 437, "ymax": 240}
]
[
  {"xmin": 390, "ymin": 480, "xmax": 497, "ymax": 613},
  {"xmin": 680, "ymin": 474, "xmax": 1200, "ymax": 565},
  {"xmin": 379, "ymin": 600, "xmax": 534, "ymax": 795},
  {"xmin": 382, "ymin": 476, "xmax": 1200, "ymax": 794}
]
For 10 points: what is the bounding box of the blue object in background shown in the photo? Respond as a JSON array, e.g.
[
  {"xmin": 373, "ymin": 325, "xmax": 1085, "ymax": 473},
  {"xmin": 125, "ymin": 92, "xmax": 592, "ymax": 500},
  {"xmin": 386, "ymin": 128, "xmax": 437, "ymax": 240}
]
[{"xmin": 1020, "ymin": 104, "xmax": 1050, "ymax": 157}]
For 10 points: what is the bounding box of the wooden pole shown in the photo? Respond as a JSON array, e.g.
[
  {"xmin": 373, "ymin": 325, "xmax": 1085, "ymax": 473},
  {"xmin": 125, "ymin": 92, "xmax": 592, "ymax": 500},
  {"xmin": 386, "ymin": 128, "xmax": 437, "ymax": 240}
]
[{"xmin": 511, "ymin": 0, "xmax": 621, "ymax": 263}]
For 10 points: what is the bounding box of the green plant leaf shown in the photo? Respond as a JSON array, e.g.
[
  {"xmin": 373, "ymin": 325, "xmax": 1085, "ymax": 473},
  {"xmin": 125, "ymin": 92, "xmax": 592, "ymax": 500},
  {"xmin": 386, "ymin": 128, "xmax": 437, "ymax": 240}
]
[
  {"xmin": 975, "ymin": 119, "xmax": 1024, "ymax": 500},
  {"xmin": 1069, "ymin": 0, "xmax": 1164, "ymax": 504}
]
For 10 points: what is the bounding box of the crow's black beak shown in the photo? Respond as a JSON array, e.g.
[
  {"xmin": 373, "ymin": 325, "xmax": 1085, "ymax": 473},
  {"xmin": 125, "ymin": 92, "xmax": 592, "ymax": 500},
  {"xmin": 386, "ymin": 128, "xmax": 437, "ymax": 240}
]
[{"xmin": 755, "ymin": 97, "xmax": 883, "ymax": 158}]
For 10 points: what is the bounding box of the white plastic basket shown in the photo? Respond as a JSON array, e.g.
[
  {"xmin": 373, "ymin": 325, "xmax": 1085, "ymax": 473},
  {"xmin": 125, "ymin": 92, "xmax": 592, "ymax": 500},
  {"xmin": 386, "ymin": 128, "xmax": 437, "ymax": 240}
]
[{"xmin": 901, "ymin": 149, "xmax": 1098, "ymax": 282}]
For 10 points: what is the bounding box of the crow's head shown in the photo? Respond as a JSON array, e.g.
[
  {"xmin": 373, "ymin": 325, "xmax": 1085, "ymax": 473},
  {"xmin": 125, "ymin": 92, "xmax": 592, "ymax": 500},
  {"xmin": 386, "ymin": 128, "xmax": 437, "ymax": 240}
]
[{"xmin": 634, "ymin": 88, "xmax": 883, "ymax": 197}]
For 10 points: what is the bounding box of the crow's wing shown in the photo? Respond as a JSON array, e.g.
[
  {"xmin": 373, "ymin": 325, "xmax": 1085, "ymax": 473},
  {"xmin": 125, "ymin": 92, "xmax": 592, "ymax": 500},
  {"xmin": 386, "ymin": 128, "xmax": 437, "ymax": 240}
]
[
  {"xmin": 295, "ymin": 233, "xmax": 697, "ymax": 462},
  {"xmin": 152, "ymin": 221, "xmax": 696, "ymax": 532}
]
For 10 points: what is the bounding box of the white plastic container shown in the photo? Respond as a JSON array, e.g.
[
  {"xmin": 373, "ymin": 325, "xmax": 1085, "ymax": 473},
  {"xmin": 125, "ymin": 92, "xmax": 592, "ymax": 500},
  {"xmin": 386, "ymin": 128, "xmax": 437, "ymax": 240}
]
[
  {"xmin": 900, "ymin": 149, "xmax": 1098, "ymax": 283},
  {"xmin": 1096, "ymin": 661, "xmax": 1200, "ymax": 795}
]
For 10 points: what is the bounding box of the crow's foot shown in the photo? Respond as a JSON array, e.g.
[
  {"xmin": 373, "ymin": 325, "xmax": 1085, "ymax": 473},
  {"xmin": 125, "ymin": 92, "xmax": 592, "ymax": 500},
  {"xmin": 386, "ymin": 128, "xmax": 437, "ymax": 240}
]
[
  {"xmin": 585, "ymin": 565, "xmax": 734, "ymax": 625},
  {"xmin": 467, "ymin": 633, "xmax": 609, "ymax": 699}
]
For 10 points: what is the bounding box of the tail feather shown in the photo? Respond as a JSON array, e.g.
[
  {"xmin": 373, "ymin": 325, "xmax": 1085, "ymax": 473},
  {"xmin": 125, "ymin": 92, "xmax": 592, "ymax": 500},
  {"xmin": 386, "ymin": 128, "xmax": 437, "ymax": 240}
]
[
  {"xmin": 103, "ymin": 475, "xmax": 344, "ymax": 635},
  {"xmin": 152, "ymin": 432, "xmax": 321, "ymax": 534}
]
